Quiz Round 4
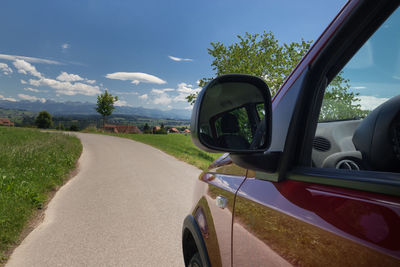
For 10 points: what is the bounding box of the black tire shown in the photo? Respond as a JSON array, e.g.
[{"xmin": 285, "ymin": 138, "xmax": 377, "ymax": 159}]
[{"xmin": 188, "ymin": 252, "xmax": 203, "ymax": 267}]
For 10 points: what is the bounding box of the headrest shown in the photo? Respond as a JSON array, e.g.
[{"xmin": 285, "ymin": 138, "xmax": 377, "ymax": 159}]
[{"xmin": 221, "ymin": 113, "xmax": 239, "ymax": 134}]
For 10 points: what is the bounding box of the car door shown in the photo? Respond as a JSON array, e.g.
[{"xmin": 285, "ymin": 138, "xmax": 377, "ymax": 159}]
[{"xmin": 233, "ymin": 1, "xmax": 400, "ymax": 266}]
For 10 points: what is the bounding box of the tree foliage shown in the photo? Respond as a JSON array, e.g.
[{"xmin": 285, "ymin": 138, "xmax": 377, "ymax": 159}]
[
  {"xmin": 187, "ymin": 31, "xmax": 366, "ymax": 120},
  {"xmin": 96, "ymin": 90, "xmax": 118, "ymax": 127},
  {"xmin": 35, "ymin": 110, "xmax": 53, "ymax": 129},
  {"xmin": 319, "ymin": 72, "xmax": 369, "ymax": 121}
]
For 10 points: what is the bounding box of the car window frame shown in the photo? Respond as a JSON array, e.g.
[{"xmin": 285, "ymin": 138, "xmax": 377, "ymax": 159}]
[{"xmin": 282, "ymin": 0, "xmax": 400, "ymax": 197}]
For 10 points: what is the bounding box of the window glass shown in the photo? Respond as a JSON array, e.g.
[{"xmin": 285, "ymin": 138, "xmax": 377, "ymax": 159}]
[
  {"xmin": 313, "ymin": 8, "xmax": 400, "ymax": 173},
  {"xmin": 215, "ymin": 107, "xmax": 253, "ymax": 143}
]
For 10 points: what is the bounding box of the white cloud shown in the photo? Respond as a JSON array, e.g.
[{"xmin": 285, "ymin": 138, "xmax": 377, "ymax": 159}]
[
  {"xmin": 18, "ymin": 93, "xmax": 46, "ymax": 103},
  {"xmin": 61, "ymin": 43, "xmax": 70, "ymax": 50},
  {"xmin": 0, "ymin": 63, "xmax": 12, "ymax": 75},
  {"xmin": 106, "ymin": 72, "xmax": 166, "ymax": 85},
  {"xmin": 139, "ymin": 94, "xmax": 148, "ymax": 100},
  {"xmin": 351, "ymin": 86, "xmax": 366, "ymax": 90},
  {"xmin": 168, "ymin": 55, "xmax": 193, "ymax": 62},
  {"xmin": 114, "ymin": 100, "xmax": 131, "ymax": 107},
  {"xmin": 153, "ymin": 93, "xmax": 172, "ymax": 105},
  {"xmin": 86, "ymin": 79, "xmax": 96, "ymax": 84},
  {"xmin": 13, "ymin": 59, "xmax": 42, "ymax": 78},
  {"xmin": 56, "ymin": 71, "xmax": 96, "ymax": 85},
  {"xmin": 184, "ymin": 106, "xmax": 193, "ymax": 110},
  {"xmin": 0, "ymin": 53, "xmax": 60, "ymax": 64},
  {"xmin": 20, "ymin": 79, "xmax": 27, "ymax": 84},
  {"xmin": 29, "ymin": 77, "xmax": 101, "ymax": 96},
  {"xmin": 357, "ymin": 95, "xmax": 389, "ymax": 110},
  {"xmin": 174, "ymin": 82, "xmax": 201, "ymax": 102},
  {"xmin": 24, "ymin": 87, "xmax": 41, "ymax": 93},
  {"xmin": 151, "ymin": 88, "xmax": 174, "ymax": 94},
  {"xmin": 57, "ymin": 72, "xmax": 84, "ymax": 82},
  {"xmin": 0, "ymin": 94, "xmax": 16, "ymax": 102},
  {"xmin": 114, "ymin": 91, "xmax": 138, "ymax": 95}
]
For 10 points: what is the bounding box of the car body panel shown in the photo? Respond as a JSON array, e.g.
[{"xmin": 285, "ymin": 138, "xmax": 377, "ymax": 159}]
[
  {"xmin": 233, "ymin": 175, "xmax": 400, "ymax": 266},
  {"xmin": 192, "ymin": 153, "xmax": 247, "ymax": 266}
]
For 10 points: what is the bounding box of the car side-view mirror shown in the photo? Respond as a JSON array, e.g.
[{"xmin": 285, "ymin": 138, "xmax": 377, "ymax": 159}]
[{"xmin": 191, "ymin": 74, "xmax": 272, "ymax": 153}]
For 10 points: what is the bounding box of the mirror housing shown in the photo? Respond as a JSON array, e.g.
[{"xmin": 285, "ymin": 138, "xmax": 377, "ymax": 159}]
[{"xmin": 191, "ymin": 74, "xmax": 272, "ymax": 154}]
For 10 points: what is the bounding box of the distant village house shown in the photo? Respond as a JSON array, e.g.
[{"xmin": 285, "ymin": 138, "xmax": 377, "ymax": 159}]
[
  {"xmin": 152, "ymin": 126, "xmax": 161, "ymax": 134},
  {"xmin": 168, "ymin": 127, "xmax": 180, "ymax": 133},
  {"xmin": 104, "ymin": 124, "xmax": 142, "ymax": 134},
  {"xmin": 0, "ymin": 118, "xmax": 14, "ymax": 126}
]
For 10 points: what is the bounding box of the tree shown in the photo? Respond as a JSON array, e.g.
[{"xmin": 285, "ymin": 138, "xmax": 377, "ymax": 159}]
[
  {"xmin": 96, "ymin": 90, "xmax": 118, "ymax": 128},
  {"xmin": 69, "ymin": 125, "xmax": 79, "ymax": 131},
  {"xmin": 35, "ymin": 110, "xmax": 53, "ymax": 129},
  {"xmin": 187, "ymin": 31, "xmax": 366, "ymax": 120},
  {"xmin": 319, "ymin": 72, "xmax": 369, "ymax": 121},
  {"xmin": 143, "ymin": 123, "xmax": 152, "ymax": 134}
]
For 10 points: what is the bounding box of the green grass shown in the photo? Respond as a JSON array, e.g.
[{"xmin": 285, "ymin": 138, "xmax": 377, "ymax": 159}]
[
  {"xmin": 0, "ymin": 127, "xmax": 82, "ymax": 262},
  {"xmin": 102, "ymin": 132, "xmax": 222, "ymax": 170}
]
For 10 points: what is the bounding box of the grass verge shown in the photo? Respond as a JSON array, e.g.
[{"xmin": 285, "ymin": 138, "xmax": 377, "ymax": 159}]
[
  {"xmin": 100, "ymin": 132, "xmax": 221, "ymax": 170},
  {"xmin": 0, "ymin": 127, "xmax": 82, "ymax": 263}
]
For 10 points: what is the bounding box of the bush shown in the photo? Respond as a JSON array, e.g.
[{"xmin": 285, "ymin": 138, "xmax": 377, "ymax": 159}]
[
  {"xmin": 154, "ymin": 128, "xmax": 167, "ymax": 134},
  {"xmin": 69, "ymin": 125, "xmax": 79, "ymax": 131}
]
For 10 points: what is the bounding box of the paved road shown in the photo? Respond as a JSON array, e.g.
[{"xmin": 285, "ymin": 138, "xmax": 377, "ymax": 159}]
[{"xmin": 7, "ymin": 133, "xmax": 201, "ymax": 267}]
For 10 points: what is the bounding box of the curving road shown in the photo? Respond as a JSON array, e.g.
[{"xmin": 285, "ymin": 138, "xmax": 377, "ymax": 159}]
[{"xmin": 6, "ymin": 133, "xmax": 201, "ymax": 267}]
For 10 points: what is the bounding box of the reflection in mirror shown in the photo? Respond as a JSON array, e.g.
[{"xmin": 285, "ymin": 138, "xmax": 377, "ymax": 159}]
[{"xmin": 198, "ymin": 80, "xmax": 267, "ymax": 150}]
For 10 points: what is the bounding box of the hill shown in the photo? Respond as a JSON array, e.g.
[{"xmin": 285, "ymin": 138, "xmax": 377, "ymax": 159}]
[{"xmin": 0, "ymin": 100, "xmax": 192, "ymax": 120}]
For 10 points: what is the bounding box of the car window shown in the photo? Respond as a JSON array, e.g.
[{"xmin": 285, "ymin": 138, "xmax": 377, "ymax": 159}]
[
  {"xmin": 312, "ymin": 7, "xmax": 400, "ymax": 173},
  {"xmin": 215, "ymin": 107, "xmax": 253, "ymax": 143}
]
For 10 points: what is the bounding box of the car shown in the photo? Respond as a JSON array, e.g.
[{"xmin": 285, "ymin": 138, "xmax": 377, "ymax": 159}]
[{"xmin": 182, "ymin": 0, "xmax": 400, "ymax": 266}]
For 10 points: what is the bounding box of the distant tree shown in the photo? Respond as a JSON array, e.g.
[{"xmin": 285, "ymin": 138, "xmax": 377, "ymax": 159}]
[
  {"xmin": 96, "ymin": 90, "xmax": 118, "ymax": 128},
  {"xmin": 143, "ymin": 123, "xmax": 152, "ymax": 134},
  {"xmin": 69, "ymin": 125, "xmax": 79, "ymax": 131},
  {"xmin": 35, "ymin": 110, "xmax": 53, "ymax": 129},
  {"xmin": 55, "ymin": 122, "xmax": 65, "ymax": 130},
  {"xmin": 155, "ymin": 124, "xmax": 167, "ymax": 134}
]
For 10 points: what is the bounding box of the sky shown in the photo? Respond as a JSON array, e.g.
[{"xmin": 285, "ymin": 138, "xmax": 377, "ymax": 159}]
[
  {"xmin": 0, "ymin": 0, "xmax": 352, "ymax": 111},
  {"xmin": 343, "ymin": 7, "xmax": 400, "ymax": 110}
]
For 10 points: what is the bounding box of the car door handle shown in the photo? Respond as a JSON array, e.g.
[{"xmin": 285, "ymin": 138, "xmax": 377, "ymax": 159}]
[{"xmin": 216, "ymin": 196, "xmax": 227, "ymax": 209}]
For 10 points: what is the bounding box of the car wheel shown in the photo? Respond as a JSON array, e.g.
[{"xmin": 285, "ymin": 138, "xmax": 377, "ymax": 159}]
[{"xmin": 188, "ymin": 252, "xmax": 202, "ymax": 267}]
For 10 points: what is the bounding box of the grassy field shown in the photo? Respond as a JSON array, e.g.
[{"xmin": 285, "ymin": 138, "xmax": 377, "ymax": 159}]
[
  {"xmin": 0, "ymin": 127, "xmax": 82, "ymax": 262},
  {"xmin": 102, "ymin": 132, "xmax": 222, "ymax": 170}
]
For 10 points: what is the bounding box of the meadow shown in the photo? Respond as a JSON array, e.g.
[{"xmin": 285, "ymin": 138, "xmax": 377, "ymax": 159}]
[{"xmin": 0, "ymin": 127, "xmax": 82, "ymax": 262}]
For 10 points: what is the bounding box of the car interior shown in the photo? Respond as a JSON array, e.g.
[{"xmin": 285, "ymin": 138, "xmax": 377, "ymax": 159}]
[{"xmin": 312, "ymin": 95, "xmax": 400, "ymax": 172}]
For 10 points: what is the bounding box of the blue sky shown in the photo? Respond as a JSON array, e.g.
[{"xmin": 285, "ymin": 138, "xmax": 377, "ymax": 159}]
[{"xmin": 0, "ymin": 0, "xmax": 349, "ymax": 110}]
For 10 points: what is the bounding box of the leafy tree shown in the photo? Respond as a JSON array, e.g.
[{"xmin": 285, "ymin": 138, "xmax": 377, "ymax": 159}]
[
  {"xmin": 319, "ymin": 72, "xmax": 369, "ymax": 121},
  {"xmin": 143, "ymin": 123, "xmax": 152, "ymax": 134},
  {"xmin": 96, "ymin": 90, "xmax": 118, "ymax": 128},
  {"xmin": 35, "ymin": 110, "xmax": 53, "ymax": 129},
  {"xmin": 187, "ymin": 31, "xmax": 366, "ymax": 120}
]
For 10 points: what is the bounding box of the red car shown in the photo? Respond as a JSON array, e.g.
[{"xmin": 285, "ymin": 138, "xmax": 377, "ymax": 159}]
[{"xmin": 182, "ymin": 0, "xmax": 400, "ymax": 266}]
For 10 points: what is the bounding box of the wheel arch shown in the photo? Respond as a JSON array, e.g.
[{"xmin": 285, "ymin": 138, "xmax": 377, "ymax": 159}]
[{"xmin": 182, "ymin": 215, "xmax": 211, "ymax": 267}]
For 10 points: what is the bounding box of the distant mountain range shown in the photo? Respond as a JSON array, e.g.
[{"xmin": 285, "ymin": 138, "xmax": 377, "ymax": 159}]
[{"xmin": 0, "ymin": 100, "xmax": 192, "ymax": 120}]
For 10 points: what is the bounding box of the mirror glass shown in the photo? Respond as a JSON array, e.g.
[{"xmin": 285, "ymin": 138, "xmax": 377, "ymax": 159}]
[{"xmin": 198, "ymin": 80, "xmax": 268, "ymax": 151}]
